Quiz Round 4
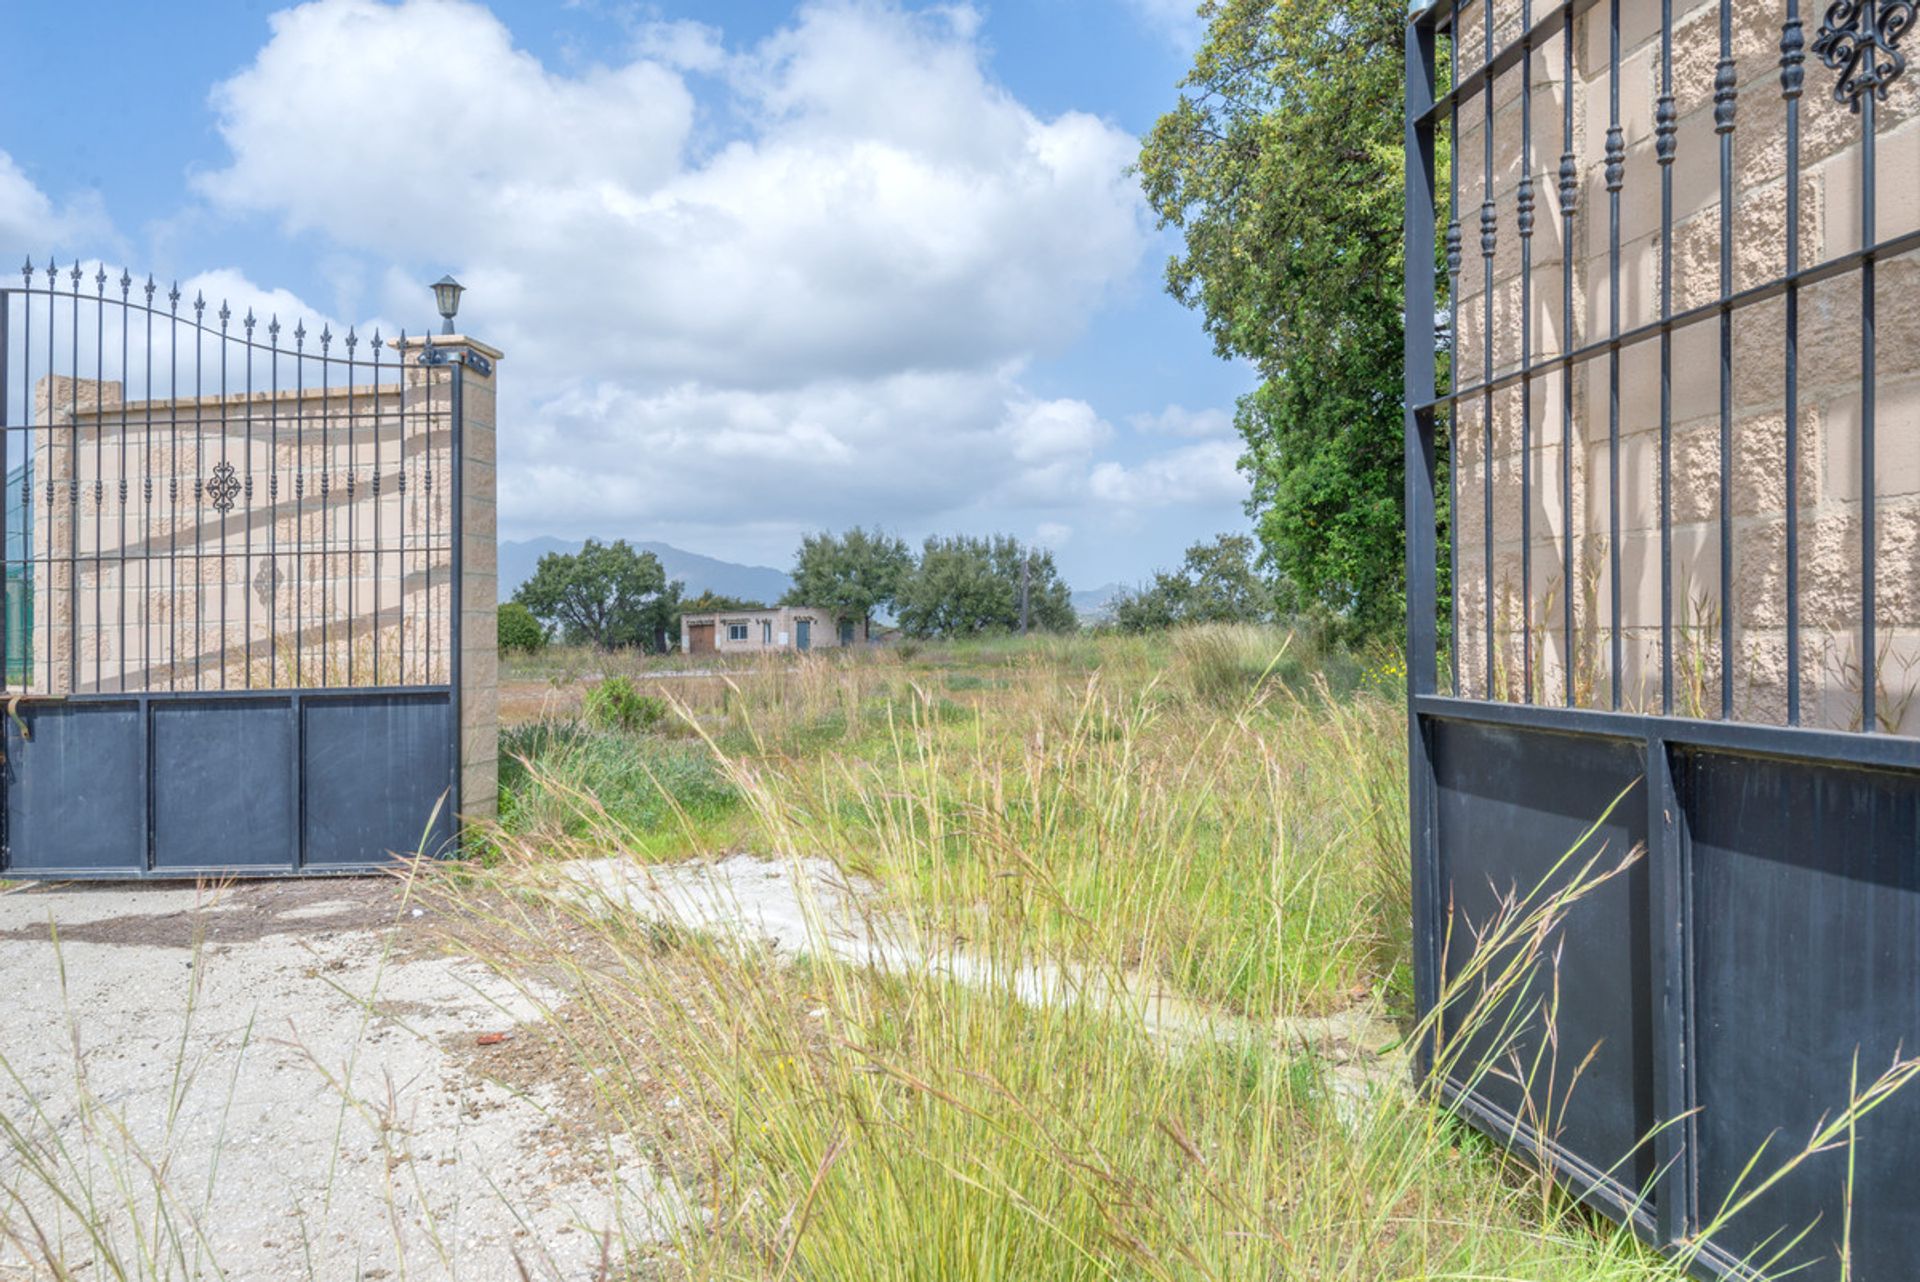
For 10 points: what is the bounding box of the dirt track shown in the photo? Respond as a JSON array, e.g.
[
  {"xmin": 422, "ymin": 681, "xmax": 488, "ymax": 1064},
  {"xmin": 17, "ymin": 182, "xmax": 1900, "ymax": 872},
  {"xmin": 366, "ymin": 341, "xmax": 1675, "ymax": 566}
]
[{"xmin": 0, "ymin": 877, "xmax": 676, "ymax": 1280}]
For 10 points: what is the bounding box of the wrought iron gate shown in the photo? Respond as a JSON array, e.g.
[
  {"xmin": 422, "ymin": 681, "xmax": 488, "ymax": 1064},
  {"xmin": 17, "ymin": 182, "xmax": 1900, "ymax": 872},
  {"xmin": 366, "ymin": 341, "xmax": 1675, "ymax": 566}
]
[
  {"xmin": 1405, "ymin": 0, "xmax": 1920, "ymax": 1275},
  {"xmin": 0, "ymin": 263, "xmax": 469, "ymax": 876}
]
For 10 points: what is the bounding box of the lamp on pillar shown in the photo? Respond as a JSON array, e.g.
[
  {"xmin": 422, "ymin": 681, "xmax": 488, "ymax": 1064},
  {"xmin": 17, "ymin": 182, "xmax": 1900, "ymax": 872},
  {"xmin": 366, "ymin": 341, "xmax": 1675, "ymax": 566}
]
[{"xmin": 432, "ymin": 274, "xmax": 465, "ymax": 335}]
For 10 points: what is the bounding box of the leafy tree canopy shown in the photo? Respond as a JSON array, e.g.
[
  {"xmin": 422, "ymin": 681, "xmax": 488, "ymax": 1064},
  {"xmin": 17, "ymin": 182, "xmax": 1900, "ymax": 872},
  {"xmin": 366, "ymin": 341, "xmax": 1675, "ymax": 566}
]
[
  {"xmin": 1138, "ymin": 0, "xmax": 1410, "ymax": 641},
  {"xmin": 783, "ymin": 527, "xmax": 915, "ymax": 631},
  {"xmin": 896, "ymin": 535, "xmax": 1075, "ymax": 638},
  {"xmin": 678, "ymin": 590, "xmax": 767, "ymax": 616},
  {"xmin": 512, "ymin": 538, "xmax": 681, "ymax": 650},
  {"xmin": 1110, "ymin": 533, "xmax": 1285, "ymax": 633}
]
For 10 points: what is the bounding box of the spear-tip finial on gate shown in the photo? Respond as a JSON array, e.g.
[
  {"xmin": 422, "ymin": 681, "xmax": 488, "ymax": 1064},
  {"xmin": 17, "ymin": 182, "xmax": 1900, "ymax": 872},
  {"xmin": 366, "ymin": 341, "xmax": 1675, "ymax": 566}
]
[
  {"xmin": 20, "ymin": 258, "xmax": 30, "ymax": 287},
  {"xmin": 144, "ymin": 274, "xmax": 156, "ymax": 304},
  {"xmin": 244, "ymin": 308, "xmax": 256, "ymax": 338},
  {"xmin": 294, "ymin": 319, "xmax": 306, "ymax": 350},
  {"xmin": 268, "ymin": 314, "xmax": 280, "ymax": 346},
  {"xmin": 94, "ymin": 264, "xmax": 106, "ymax": 295},
  {"xmin": 218, "ymin": 300, "xmax": 231, "ymax": 329},
  {"xmin": 68, "ymin": 261, "xmax": 81, "ymax": 290},
  {"xmin": 44, "ymin": 259, "xmax": 57, "ymax": 287},
  {"xmin": 319, "ymin": 324, "xmax": 332, "ymax": 353},
  {"xmin": 345, "ymin": 325, "xmax": 358, "ymax": 354},
  {"xmin": 118, "ymin": 268, "xmax": 131, "ymax": 299},
  {"xmin": 167, "ymin": 281, "xmax": 180, "ymax": 312},
  {"xmin": 193, "ymin": 291, "xmax": 205, "ymax": 320},
  {"xmin": 371, "ymin": 328, "xmax": 383, "ymax": 350}
]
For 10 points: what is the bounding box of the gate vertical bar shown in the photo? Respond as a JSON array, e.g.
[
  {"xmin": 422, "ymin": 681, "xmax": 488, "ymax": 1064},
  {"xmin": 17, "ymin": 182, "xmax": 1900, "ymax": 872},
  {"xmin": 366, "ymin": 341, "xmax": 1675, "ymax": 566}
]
[
  {"xmin": 1448, "ymin": 21, "xmax": 1462, "ymax": 696},
  {"xmin": 1482, "ymin": 0, "xmax": 1496, "ymax": 700},
  {"xmin": 1716, "ymin": 0, "xmax": 1736, "ymax": 721},
  {"xmin": 372, "ymin": 334, "xmax": 383, "ymax": 681},
  {"xmin": 217, "ymin": 301, "xmax": 230, "ymax": 691},
  {"xmin": 92, "ymin": 267, "xmax": 103, "ymax": 695},
  {"xmin": 1782, "ymin": 1, "xmax": 1804, "ymax": 725},
  {"xmin": 166, "ymin": 284, "xmax": 178, "ymax": 693},
  {"xmin": 117, "ymin": 273, "xmax": 129, "ymax": 693},
  {"xmin": 192, "ymin": 292, "xmax": 204, "ymax": 692},
  {"xmin": 69, "ymin": 265, "xmax": 80, "ymax": 693},
  {"xmin": 1606, "ymin": 0, "xmax": 1623, "ymax": 710},
  {"xmin": 1860, "ymin": 89, "xmax": 1878, "ymax": 732},
  {"xmin": 397, "ymin": 334, "xmax": 408, "ymax": 683},
  {"xmin": 1561, "ymin": 17, "xmax": 1576, "ymax": 707},
  {"xmin": 142, "ymin": 280, "xmax": 153, "ymax": 692},
  {"xmin": 192, "ymin": 293, "xmax": 204, "ymax": 690},
  {"xmin": 294, "ymin": 322, "xmax": 305, "ymax": 688},
  {"xmin": 1657, "ymin": 0, "xmax": 1676, "ymax": 715},
  {"xmin": 320, "ymin": 328, "xmax": 331, "ymax": 688},
  {"xmin": 1405, "ymin": 2, "xmax": 1442, "ymax": 1074},
  {"xmin": 345, "ymin": 329, "xmax": 357, "ymax": 687},
  {"xmin": 244, "ymin": 310, "xmax": 255, "ymax": 689},
  {"xmin": 1519, "ymin": 0, "xmax": 1535, "ymax": 705},
  {"xmin": 268, "ymin": 318, "xmax": 281, "ymax": 686},
  {"xmin": 421, "ymin": 343, "xmax": 431, "ymax": 684}
]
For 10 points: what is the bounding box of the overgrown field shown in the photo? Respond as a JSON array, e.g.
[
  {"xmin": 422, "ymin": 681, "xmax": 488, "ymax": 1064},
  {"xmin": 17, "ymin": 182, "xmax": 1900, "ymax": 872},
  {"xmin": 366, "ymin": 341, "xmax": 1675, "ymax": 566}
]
[
  {"xmin": 5, "ymin": 628, "xmax": 1883, "ymax": 1277},
  {"xmin": 470, "ymin": 628, "xmax": 1749, "ymax": 1279}
]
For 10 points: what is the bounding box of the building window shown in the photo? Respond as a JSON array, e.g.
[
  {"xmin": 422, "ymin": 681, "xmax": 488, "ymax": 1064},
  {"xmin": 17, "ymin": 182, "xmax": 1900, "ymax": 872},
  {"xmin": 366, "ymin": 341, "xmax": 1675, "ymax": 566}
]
[{"xmin": 728, "ymin": 623, "xmax": 749, "ymax": 642}]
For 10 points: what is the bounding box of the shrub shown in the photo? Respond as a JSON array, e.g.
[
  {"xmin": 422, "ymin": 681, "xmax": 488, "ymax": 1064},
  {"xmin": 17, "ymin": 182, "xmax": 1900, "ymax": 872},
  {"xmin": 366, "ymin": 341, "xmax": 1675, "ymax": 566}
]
[
  {"xmin": 496, "ymin": 719, "xmax": 738, "ymax": 839},
  {"xmin": 1170, "ymin": 624, "xmax": 1288, "ymax": 706},
  {"xmin": 584, "ymin": 676, "xmax": 667, "ymax": 732},
  {"xmin": 497, "ymin": 601, "xmax": 548, "ymax": 654}
]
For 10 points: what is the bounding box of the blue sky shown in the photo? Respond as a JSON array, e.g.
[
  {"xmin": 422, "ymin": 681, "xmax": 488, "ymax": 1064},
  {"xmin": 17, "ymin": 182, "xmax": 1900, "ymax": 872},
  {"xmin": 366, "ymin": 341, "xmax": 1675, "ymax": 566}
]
[{"xmin": 1, "ymin": 0, "xmax": 1256, "ymax": 589}]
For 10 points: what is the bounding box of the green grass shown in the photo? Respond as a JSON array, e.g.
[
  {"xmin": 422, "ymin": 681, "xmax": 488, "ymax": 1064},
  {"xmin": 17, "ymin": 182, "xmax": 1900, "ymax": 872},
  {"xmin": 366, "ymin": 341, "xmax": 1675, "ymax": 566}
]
[{"xmin": 497, "ymin": 718, "xmax": 745, "ymax": 858}]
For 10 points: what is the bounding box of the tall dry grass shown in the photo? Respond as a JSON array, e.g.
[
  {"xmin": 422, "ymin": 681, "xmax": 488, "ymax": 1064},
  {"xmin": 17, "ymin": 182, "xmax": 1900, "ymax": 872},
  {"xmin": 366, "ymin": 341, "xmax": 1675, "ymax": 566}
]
[{"xmin": 446, "ymin": 629, "xmax": 1919, "ymax": 1279}]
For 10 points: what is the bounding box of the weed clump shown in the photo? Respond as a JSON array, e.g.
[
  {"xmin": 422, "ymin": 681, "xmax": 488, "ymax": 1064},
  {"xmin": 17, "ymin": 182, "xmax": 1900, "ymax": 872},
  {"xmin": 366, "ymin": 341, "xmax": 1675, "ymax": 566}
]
[{"xmin": 585, "ymin": 676, "xmax": 668, "ymax": 732}]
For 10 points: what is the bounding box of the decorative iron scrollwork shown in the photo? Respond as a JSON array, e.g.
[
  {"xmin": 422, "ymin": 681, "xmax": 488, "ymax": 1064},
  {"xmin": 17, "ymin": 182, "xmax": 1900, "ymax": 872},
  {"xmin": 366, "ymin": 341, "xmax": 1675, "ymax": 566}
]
[
  {"xmin": 207, "ymin": 460, "xmax": 241, "ymax": 514},
  {"xmin": 1813, "ymin": 0, "xmax": 1916, "ymax": 109}
]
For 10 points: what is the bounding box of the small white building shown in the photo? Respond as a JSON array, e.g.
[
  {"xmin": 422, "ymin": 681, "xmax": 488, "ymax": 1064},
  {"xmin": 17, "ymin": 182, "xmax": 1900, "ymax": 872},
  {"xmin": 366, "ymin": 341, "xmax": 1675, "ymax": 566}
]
[{"xmin": 680, "ymin": 605, "xmax": 866, "ymax": 655}]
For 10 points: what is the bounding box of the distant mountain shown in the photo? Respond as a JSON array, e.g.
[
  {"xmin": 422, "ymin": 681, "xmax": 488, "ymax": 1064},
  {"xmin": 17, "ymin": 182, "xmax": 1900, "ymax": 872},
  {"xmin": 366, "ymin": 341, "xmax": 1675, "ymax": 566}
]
[
  {"xmin": 1072, "ymin": 582, "xmax": 1126, "ymax": 623},
  {"xmin": 499, "ymin": 537, "xmax": 793, "ymax": 605}
]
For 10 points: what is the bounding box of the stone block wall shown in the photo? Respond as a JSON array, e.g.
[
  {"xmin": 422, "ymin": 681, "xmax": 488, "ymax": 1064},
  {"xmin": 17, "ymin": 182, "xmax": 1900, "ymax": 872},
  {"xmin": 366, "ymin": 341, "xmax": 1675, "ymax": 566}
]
[{"xmin": 1446, "ymin": 0, "xmax": 1920, "ymax": 731}]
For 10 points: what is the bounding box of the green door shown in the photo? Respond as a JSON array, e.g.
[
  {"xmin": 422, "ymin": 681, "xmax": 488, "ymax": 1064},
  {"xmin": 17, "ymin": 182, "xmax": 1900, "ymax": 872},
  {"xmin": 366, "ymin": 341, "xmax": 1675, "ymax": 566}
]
[{"xmin": 796, "ymin": 619, "xmax": 811, "ymax": 652}]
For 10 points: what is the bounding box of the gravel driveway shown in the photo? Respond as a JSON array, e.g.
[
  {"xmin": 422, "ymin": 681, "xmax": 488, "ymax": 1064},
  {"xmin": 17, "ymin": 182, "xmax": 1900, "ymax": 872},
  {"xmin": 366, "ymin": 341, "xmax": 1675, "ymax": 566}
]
[{"xmin": 0, "ymin": 877, "xmax": 676, "ymax": 1280}]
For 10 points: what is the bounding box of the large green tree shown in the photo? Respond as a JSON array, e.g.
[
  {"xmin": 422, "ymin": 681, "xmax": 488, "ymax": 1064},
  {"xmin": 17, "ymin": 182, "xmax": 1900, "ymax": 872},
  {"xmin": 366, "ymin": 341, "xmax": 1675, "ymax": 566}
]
[
  {"xmin": 896, "ymin": 535, "xmax": 1075, "ymax": 638},
  {"xmin": 783, "ymin": 527, "xmax": 915, "ymax": 633},
  {"xmin": 1110, "ymin": 532, "xmax": 1283, "ymax": 633},
  {"xmin": 1138, "ymin": 0, "xmax": 1409, "ymax": 641},
  {"xmin": 513, "ymin": 539, "xmax": 681, "ymax": 650}
]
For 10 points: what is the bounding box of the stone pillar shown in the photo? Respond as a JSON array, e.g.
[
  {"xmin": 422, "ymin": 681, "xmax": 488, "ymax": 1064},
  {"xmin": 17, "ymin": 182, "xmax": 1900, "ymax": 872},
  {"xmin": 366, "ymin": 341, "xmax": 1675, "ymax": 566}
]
[
  {"xmin": 451, "ymin": 338, "xmax": 501, "ymax": 824},
  {"xmin": 395, "ymin": 334, "xmax": 501, "ymax": 825}
]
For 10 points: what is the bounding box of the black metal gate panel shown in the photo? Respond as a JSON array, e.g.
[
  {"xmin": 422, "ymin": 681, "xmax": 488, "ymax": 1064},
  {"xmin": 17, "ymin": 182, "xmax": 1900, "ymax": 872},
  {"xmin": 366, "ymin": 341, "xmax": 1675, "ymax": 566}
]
[
  {"xmin": 1405, "ymin": 0, "xmax": 1920, "ymax": 1274},
  {"xmin": 0, "ymin": 266, "xmax": 464, "ymax": 876}
]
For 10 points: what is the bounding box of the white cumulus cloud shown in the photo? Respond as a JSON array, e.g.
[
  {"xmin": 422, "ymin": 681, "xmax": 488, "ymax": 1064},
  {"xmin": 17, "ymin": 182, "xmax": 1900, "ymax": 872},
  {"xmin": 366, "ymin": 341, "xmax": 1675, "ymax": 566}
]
[
  {"xmin": 1128, "ymin": 403, "xmax": 1234, "ymax": 438},
  {"xmin": 1090, "ymin": 439, "xmax": 1245, "ymax": 508},
  {"xmin": 0, "ymin": 151, "xmax": 116, "ymax": 264},
  {"xmin": 186, "ymin": 0, "xmax": 1238, "ymax": 564}
]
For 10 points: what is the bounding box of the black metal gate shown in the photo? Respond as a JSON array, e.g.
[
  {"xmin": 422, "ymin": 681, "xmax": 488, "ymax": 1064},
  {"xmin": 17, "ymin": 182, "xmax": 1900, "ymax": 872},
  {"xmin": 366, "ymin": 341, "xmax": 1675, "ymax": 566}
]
[
  {"xmin": 1405, "ymin": 0, "xmax": 1920, "ymax": 1275},
  {"xmin": 0, "ymin": 263, "xmax": 467, "ymax": 876}
]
